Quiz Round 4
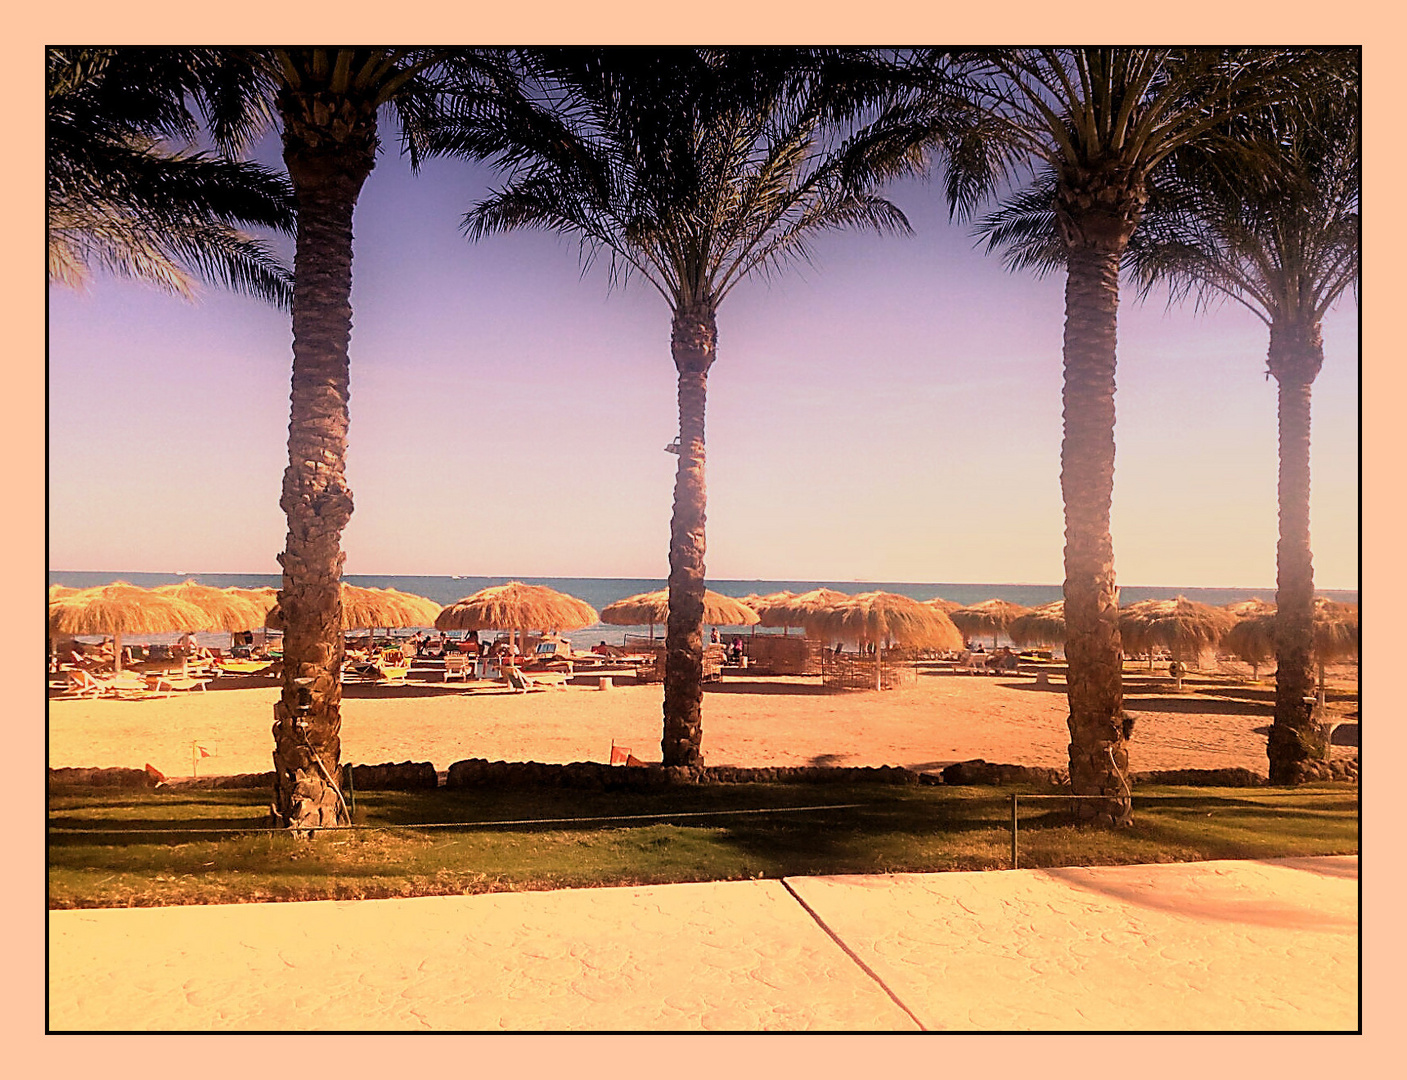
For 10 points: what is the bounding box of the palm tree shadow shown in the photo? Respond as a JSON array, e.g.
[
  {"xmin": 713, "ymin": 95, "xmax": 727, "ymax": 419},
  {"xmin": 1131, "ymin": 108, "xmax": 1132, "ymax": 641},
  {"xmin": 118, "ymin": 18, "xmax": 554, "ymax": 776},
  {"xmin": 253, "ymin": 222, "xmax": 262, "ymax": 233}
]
[
  {"xmin": 1126, "ymin": 696, "xmax": 1271, "ymax": 716},
  {"xmin": 704, "ymin": 681, "xmax": 828, "ymax": 696}
]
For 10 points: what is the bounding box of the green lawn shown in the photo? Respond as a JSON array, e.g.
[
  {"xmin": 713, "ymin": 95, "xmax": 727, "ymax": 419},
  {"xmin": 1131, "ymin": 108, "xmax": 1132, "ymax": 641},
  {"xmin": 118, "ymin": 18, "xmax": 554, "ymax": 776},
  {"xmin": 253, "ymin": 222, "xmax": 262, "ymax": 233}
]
[{"xmin": 47, "ymin": 782, "xmax": 1358, "ymax": 909}]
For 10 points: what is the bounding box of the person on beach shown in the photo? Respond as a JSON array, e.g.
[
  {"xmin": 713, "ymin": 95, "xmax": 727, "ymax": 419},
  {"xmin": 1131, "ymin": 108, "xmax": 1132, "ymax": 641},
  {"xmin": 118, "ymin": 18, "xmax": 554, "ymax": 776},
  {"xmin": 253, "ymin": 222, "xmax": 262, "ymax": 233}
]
[{"xmin": 710, "ymin": 627, "xmax": 721, "ymax": 644}]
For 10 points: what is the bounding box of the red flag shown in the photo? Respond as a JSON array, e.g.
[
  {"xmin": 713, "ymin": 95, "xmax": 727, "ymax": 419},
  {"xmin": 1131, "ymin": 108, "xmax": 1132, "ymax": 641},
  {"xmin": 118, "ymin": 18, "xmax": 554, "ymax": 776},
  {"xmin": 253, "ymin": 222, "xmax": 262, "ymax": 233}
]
[
  {"xmin": 144, "ymin": 763, "xmax": 166, "ymax": 782},
  {"xmin": 196, "ymin": 745, "xmax": 212, "ymax": 758},
  {"xmin": 610, "ymin": 743, "xmax": 631, "ymax": 765}
]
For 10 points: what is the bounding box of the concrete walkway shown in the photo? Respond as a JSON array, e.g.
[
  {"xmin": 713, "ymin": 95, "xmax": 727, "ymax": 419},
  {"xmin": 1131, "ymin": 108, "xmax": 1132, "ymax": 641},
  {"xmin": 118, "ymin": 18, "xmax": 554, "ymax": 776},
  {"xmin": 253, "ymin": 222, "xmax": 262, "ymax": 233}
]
[{"xmin": 48, "ymin": 856, "xmax": 1357, "ymax": 1032}]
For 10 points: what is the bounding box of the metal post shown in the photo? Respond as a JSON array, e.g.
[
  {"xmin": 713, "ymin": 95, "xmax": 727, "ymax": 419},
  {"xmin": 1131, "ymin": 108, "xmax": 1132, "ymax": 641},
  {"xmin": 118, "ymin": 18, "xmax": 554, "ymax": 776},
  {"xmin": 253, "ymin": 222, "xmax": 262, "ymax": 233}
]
[{"xmin": 1010, "ymin": 792, "xmax": 1019, "ymax": 869}]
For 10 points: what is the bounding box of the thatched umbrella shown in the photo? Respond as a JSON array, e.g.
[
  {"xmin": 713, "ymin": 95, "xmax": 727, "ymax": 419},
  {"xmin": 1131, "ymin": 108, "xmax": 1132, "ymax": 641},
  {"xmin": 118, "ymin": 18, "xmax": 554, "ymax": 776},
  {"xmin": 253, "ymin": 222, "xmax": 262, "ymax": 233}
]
[
  {"xmin": 601, "ymin": 588, "xmax": 758, "ymax": 641},
  {"xmin": 924, "ymin": 597, "xmax": 963, "ymax": 616},
  {"xmin": 47, "ymin": 584, "xmax": 83, "ymax": 667},
  {"xmin": 1225, "ymin": 598, "xmax": 1358, "ymax": 702},
  {"xmin": 803, "ymin": 591, "xmax": 962, "ymax": 690},
  {"xmin": 1222, "ymin": 597, "xmax": 1276, "ymax": 619},
  {"xmin": 759, "ymin": 588, "xmax": 852, "ymax": 634},
  {"xmin": 155, "ymin": 581, "xmax": 275, "ymax": 633},
  {"xmin": 1007, "ymin": 601, "xmax": 1066, "ymax": 649},
  {"xmin": 1118, "ymin": 597, "xmax": 1235, "ymax": 689},
  {"xmin": 435, "ymin": 581, "xmax": 597, "ymax": 655},
  {"xmin": 48, "ymin": 581, "xmax": 210, "ymax": 673},
  {"xmin": 950, "ymin": 599, "xmax": 1031, "ymax": 650},
  {"xmin": 739, "ymin": 591, "xmax": 797, "ymax": 635},
  {"xmin": 266, "ymin": 584, "xmax": 443, "ymax": 635}
]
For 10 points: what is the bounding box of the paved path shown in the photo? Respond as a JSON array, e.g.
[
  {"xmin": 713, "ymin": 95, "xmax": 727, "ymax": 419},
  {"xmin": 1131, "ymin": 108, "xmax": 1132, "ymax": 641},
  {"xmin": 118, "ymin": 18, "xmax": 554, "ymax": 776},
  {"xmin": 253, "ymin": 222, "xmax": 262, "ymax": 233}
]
[{"xmin": 48, "ymin": 857, "xmax": 1357, "ymax": 1031}]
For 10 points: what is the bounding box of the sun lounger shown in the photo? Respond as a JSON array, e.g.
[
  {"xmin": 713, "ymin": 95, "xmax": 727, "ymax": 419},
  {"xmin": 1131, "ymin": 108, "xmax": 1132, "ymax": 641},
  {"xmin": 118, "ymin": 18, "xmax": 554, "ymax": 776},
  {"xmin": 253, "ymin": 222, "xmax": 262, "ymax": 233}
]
[
  {"xmin": 443, "ymin": 654, "xmax": 471, "ymax": 682},
  {"xmin": 501, "ymin": 666, "xmax": 567, "ymax": 693},
  {"xmin": 376, "ymin": 664, "xmax": 410, "ymax": 686},
  {"xmin": 144, "ymin": 672, "xmax": 210, "ymax": 696},
  {"xmin": 64, "ymin": 669, "xmax": 108, "ymax": 698},
  {"xmin": 219, "ymin": 659, "xmax": 273, "ymax": 675},
  {"xmin": 63, "ymin": 669, "xmax": 148, "ymax": 698}
]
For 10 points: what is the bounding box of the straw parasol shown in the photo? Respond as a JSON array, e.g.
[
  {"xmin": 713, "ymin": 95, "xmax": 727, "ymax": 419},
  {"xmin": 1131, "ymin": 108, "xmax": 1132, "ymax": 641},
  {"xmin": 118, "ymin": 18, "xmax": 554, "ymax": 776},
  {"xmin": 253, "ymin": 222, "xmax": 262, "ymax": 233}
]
[
  {"xmin": 600, "ymin": 588, "xmax": 759, "ymax": 640},
  {"xmin": 758, "ymin": 588, "xmax": 852, "ymax": 633},
  {"xmin": 1224, "ymin": 598, "xmax": 1358, "ymax": 700},
  {"xmin": 803, "ymin": 591, "xmax": 962, "ymax": 690},
  {"xmin": 155, "ymin": 581, "xmax": 275, "ymax": 633},
  {"xmin": 48, "ymin": 581, "xmax": 211, "ymax": 673},
  {"xmin": 1222, "ymin": 616, "xmax": 1275, "ymax": 680},
  {"xmin": 1007, "ymin": 601, "xmax": 1066, "ymax": 648},
  {"xmin": 924, "ymin": 597, "xmax": 963, "ymax": 615},
  {"xmin": 739, "ymin": 591, "xmax": 797, "ymax": 634},
  {"xmin": 266, "ymin": 585, "xmax": 443, "ymax": 633},
  {"xmin": 435, "ymin": 581, "xmax": 597, "ymax": 654},
  {"xmin": 1118, "ymin": 597, "xmax": 1235, "ymax": 688},
  {"xmin": 1222, "ymin": 597, "xmax": 1276, "ymax": 619},
  {"xmin": 949, "ymin": 599, "xmax": 1032, "ymax": 649}
]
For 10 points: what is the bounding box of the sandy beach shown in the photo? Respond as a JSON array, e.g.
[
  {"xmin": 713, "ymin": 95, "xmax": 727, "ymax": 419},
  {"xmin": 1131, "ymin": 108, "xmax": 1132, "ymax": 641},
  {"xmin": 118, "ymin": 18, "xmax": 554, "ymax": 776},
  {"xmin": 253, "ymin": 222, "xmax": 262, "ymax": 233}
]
[{"xmin": 46, "ymin": 664, "xmax": 1358, "ymax": 782}]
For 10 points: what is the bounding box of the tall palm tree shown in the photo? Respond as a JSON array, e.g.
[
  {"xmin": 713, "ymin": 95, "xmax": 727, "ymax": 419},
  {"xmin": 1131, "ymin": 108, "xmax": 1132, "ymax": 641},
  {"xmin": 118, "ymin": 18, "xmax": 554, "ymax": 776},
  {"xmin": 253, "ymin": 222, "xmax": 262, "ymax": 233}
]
[
  {"xmin": 257, "ymin": 48, "xmax": 495, "ymax": 828},
  {"xmin": 194, "ymin": 48, "xmax": 496, "ymax": 828},
  {"xmin": 1122, "ymin": 86, "xmax": 1360, "ymax": 783},
  {"xmin": 47, "ymin": 47, "xmax": 294, "ymax": 304},
  {"xmin": 930, "ymin": 48, "xmax": 1338, "ymax": 824},
  {"xmin": 428, "ymin": 49, "xmax": 932, "ymax": 766}
]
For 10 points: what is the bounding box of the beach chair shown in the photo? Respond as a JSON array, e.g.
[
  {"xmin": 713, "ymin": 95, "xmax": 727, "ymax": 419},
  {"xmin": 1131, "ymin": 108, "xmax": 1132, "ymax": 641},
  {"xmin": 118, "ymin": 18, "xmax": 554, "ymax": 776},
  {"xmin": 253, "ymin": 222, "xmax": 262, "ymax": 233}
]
[
  {"xmin": 144, "ymin": 672, "xmax": 210, "ymax": 696},
  {"xmin": 443, "ymin": 654, "xmax": 471, "ymax": 682},
  {"xmin": 503, "ymin": 665, "xmax": 536, "ymax": 693},
  {"xmin": 376, "ymin": 663, "xmax": 410, "ymax": 686},
  {"xmin": 64, "ymin": 669, "xmax": 109, "ymax": 698},
  {"xmin": 502, "ymin": 665, "xmax": 563, "ymax": 693}
]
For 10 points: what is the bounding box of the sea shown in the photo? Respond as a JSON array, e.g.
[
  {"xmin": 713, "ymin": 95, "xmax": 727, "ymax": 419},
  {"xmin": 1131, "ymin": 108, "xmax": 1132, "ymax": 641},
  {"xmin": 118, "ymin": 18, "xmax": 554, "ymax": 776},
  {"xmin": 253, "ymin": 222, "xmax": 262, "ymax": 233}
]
[{"xmin": 48, "ymin": 571, "xmax": 1360, "ymax": 651}]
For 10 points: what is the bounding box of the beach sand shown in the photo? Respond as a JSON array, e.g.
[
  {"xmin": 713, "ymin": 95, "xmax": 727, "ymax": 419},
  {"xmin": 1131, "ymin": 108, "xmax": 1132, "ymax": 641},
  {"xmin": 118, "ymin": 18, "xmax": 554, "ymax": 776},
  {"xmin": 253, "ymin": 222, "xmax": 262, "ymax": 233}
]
[{"xmin": 46, "ymin": 665, "xmax": 1358, "ymax": 781}]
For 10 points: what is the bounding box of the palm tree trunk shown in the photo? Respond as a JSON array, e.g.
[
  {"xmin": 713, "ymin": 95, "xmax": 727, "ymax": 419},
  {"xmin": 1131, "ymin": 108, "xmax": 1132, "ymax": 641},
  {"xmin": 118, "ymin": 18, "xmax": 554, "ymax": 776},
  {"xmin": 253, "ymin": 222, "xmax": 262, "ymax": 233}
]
[
  {"xmin": 1059, "ymin": 241, "xmax": 1131, "ymax": 826},
  {"xmin": 661, "ymin": 303, "xmax": 716, "ymax": 767},
  {"xmin": 270, "ymin": 83, "xmax": 378, "ymax": 828},
  {"xmin": 1266, "ymin": 320, "xmax": 1326, "ymax": 783}
]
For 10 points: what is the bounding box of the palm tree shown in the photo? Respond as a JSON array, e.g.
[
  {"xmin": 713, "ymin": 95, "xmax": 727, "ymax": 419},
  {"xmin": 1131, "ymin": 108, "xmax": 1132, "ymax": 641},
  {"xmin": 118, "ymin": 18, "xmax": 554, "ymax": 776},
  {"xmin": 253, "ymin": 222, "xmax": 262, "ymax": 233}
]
[
  {"xmin": 1122, "ymin": 85, "xmax": 1360, "ymax": 783},
  {"xmin": 428, "ymin": 49, "xmax": 931, "ymax": 766},
  {"xmin": 932, "ymin": 48, "xmax": 1340, "ymax": 824},
  {"xmin": 256, "ymin": 48, "xmax": 499, "ymax": 828},
  {"xmin": 47, "ymin": 47, "xmax": 294, "ymax": 304}
]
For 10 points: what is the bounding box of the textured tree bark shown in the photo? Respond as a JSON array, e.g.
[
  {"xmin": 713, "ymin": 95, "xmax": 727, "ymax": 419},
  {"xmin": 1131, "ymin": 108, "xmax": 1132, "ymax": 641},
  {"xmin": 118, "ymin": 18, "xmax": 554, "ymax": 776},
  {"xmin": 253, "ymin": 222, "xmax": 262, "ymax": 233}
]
[
  {"xmin": 1266, "ymin": 320, "xmax": 1326, "ymax": 784},
  {"xmin": 661, "ymin": 303, "xmax": 716, "ymax": 767},
  {"xmin": 1054, "ymin": 170, "xmax": 1144, "ymax": 827},
  {"xmin": 270, "ymin": 79, "xmax": 378, "ymax": 829}
]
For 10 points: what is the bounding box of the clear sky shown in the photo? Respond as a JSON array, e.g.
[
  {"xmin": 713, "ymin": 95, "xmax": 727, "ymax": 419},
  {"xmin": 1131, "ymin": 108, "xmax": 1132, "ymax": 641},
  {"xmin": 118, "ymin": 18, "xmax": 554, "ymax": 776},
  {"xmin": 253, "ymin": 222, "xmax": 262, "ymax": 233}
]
[{"xmin": 47, "ymin": 125, "xmax": 1360, "ymax": 590}]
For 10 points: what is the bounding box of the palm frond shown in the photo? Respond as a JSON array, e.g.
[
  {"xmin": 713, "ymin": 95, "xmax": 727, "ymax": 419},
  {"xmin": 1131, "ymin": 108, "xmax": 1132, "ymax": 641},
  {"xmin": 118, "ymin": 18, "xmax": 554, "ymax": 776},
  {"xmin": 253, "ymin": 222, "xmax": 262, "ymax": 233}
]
[
  {"xmin": 429, "ymin": 48, "xmax": 934, "ymax": 313},
  {"xmin": 47, "ymin": 47, "xmax": 294, "ymax": 305}
]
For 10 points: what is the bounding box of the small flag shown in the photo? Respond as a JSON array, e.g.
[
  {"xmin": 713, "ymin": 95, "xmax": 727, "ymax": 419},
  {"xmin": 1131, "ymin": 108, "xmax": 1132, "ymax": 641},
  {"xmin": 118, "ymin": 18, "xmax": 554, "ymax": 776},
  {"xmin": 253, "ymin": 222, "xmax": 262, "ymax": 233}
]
[
  {"xmin": 196, "ymin": 745, "xmax": 212, "ymax": 758},
  {"xmin": 144, "ymin": 763, "xmax": 166, "ymax": 783},
  {"xmin": 610, "ymin": 743, "xmax": 632, "ymax": 765}
]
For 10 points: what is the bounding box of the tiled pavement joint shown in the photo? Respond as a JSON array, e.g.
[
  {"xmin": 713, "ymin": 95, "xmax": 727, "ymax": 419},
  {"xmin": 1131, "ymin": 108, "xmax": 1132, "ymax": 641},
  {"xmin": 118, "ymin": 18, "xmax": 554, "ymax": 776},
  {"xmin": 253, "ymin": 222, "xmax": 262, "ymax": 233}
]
[{"xmin": 780, "ymin": 877, "xmax": 929, "ymax": 1031}]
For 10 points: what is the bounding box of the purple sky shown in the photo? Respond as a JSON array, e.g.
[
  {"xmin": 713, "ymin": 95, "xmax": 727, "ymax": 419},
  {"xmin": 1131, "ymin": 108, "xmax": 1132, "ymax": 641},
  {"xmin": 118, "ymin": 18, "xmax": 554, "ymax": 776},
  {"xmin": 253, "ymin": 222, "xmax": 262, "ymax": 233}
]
[{"xmin": 47, "ymin": 131, "xmax": 1359, "ymax": 589}]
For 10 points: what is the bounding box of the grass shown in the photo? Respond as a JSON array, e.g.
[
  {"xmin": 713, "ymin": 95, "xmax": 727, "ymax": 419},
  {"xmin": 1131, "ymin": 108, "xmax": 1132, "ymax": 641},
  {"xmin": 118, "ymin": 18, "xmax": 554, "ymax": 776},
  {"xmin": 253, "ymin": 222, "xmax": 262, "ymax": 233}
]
[{"xmin": 47, "ymin": 782, "xmax": 1358, "ymax": 909}]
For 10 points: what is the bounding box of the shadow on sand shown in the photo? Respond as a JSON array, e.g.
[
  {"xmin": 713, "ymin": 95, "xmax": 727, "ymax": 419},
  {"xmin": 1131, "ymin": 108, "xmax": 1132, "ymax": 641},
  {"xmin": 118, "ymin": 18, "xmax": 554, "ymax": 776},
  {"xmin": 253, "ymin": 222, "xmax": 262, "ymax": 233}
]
[
  {"xmin": 1125, "ymin": 695, "xmax": 1272, "ymax": 716},
  {"xmin": 704, "ymin": 680, "xmax": 828, "ymax": 696}
]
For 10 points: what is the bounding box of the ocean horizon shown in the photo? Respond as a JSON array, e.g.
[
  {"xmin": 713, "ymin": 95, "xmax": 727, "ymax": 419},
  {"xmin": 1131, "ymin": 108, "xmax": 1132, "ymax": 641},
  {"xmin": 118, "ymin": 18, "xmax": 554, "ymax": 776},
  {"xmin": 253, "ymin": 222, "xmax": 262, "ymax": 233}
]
[{"xmin": 49, "ymin": 571, "xmax": 1359, "ymax": 650}]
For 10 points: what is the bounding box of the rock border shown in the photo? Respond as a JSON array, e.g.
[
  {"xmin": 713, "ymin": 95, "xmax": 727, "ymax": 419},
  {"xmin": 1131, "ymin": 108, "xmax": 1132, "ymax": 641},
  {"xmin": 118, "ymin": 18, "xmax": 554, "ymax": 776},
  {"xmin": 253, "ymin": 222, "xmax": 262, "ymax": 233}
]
[{"xmin": 48, "ymin": 757, "xmax": 1359, "ymax": 792}]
